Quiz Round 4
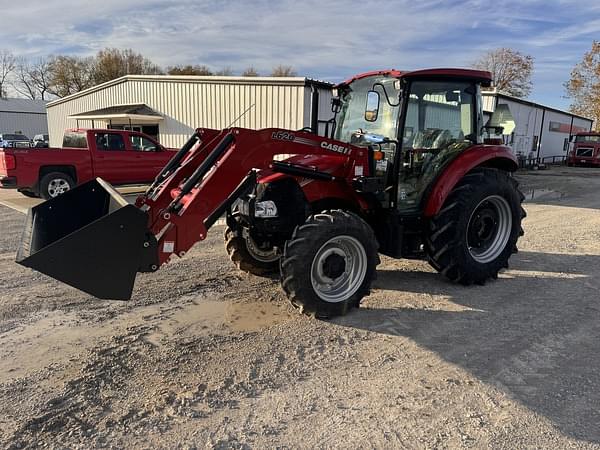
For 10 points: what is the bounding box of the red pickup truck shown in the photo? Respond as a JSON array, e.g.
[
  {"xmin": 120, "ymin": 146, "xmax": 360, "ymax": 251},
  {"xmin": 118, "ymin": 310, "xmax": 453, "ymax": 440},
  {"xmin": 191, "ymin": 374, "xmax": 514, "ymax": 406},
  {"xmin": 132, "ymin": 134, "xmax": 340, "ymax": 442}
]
[{"xmin": 0, "ymin": 129, "xmax": 175, "ymax": 199}]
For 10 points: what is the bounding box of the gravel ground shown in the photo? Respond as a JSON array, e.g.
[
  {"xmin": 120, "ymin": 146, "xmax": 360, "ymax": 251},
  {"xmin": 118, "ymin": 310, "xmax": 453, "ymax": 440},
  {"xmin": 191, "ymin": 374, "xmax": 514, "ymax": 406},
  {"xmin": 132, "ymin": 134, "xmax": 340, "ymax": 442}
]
[{"xmin": 1, "ymin": 166, "xmax": 600, "ymax": 448}]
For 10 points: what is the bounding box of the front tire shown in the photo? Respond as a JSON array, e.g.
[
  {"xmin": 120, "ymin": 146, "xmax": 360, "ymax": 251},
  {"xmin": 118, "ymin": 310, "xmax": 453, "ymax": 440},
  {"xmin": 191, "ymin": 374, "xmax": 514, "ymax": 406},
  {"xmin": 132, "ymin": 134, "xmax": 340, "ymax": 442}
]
[
  {"xmin": 280, "ymin": 210, "xmax": 379, "ymax": 319},
  {"xmin": 39, "ymin": 172, "xmax": 74, "ymax": 200},
  {"xmin": 224, "ymin": 226, "xmax": 280, "ymax": 276},
  {"xmin": 425, "ymin": 168, "xmax": 525, "ymax": 285}
]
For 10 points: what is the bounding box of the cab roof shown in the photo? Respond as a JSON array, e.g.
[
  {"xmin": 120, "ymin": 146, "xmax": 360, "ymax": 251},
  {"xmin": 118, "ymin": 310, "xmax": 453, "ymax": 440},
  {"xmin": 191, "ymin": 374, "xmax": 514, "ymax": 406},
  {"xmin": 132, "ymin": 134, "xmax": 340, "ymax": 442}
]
[{"xmin": 338, "ymin": 68, "xmax": 492, "ymax": 88}]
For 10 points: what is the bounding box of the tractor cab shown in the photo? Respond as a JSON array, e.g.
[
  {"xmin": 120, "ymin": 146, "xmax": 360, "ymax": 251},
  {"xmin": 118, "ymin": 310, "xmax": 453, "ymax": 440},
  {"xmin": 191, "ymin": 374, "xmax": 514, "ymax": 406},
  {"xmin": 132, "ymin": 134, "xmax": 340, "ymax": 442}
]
[{"xmin": 333, "ymin": 69, "xmax": 490, "ymax": 214}]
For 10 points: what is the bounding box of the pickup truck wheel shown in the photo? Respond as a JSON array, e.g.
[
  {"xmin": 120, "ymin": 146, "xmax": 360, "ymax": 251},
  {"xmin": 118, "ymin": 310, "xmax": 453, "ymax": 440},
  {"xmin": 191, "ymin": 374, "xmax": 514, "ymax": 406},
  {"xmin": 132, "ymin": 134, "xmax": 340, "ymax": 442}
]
[{"xmin": 40, "ymin": 172, "xmax": 74, "ymax": 200}]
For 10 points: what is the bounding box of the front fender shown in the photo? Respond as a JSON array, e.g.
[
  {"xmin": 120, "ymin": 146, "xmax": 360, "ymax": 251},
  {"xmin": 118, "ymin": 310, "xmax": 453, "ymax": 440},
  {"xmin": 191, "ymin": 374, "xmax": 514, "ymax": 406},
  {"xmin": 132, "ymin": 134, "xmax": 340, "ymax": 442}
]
[{"xmin": 423, "ymin": 145, "xmax": 518, "ymax": 218}]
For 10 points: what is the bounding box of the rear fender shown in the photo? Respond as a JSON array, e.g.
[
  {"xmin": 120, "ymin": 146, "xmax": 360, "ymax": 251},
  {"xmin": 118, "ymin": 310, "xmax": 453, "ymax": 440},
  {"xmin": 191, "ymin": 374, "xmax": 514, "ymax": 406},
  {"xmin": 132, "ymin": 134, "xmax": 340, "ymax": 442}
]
[{"xmin": 423, "ymin": 145, "xmax": 518, "ymax": 218}]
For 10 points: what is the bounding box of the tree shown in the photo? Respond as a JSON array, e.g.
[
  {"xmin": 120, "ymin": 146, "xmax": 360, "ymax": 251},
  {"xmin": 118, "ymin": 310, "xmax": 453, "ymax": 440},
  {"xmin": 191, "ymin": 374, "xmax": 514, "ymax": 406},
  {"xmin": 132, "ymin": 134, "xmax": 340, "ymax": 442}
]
[
  {"xmin": 29, "ymin": 57, "xmax": 53, "ymax": 100},
  {"xmin": 93, "ymin": 48, "xmax": 162, "ymax": 84},
  {"xmin": 0, "ymin": 50, "xmax": 16, "ymax": 98},
  {"xmin": 271, "ymin": 65, "xmax": 297, "ymax": 77},
  {"xmin": 47, "ymin": 55, "xmax": 95, "ymax": 97},
  {"xmin": 10, "ymin": 57, "xmax": 53, "ymax": 100},
  {"xmin": 473, "ymin": 48, "xmax": 533, "ymax": 98},
  {"xmin": 215, "ymin": 67, "xmax": 234, "ymax": 76},
  {"xmin": 242, "ymin": 66, "xmax": 259, "ymax": 77},
  {"xmin": 565, "ymin": 41, "xmax": 600, "ymax": 131},
  {"xmin": 167, "ymin": 64, "xmax": 213, "ymax": 76},
  {"xmin": 11, "ymin": 58, "xmax": 37, "ymax": 99}
]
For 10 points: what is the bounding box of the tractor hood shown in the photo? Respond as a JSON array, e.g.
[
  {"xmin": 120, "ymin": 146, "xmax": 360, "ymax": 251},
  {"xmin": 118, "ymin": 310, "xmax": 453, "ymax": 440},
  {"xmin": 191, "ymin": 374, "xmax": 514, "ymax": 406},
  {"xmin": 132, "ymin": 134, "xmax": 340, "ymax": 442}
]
[{"xmin": 259, "ymin": 153, "xmax": 354, "ymax": 184}]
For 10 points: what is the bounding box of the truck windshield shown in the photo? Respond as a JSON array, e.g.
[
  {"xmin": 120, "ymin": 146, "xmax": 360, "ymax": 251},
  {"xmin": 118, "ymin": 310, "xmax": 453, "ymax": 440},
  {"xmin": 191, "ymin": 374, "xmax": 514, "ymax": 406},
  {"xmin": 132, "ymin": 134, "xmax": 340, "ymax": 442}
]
[
  {"xmin": 3, "ymin": 134, "xmax": 29, "ymax": 140},
  {"xmin": 334, "ymin": 75, "xmax": 401, "ymax": 145},
  {"xmin": 575, "ymin": 135, "xmax": 600, "ymax": 143}
]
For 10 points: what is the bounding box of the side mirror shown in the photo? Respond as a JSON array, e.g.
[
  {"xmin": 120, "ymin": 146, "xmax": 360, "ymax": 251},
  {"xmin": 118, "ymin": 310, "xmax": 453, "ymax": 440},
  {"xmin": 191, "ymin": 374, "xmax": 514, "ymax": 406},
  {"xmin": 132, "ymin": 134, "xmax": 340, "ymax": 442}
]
[{"xmin": 365, "ymin": 90, "xmax": 380, "ymax": 122}]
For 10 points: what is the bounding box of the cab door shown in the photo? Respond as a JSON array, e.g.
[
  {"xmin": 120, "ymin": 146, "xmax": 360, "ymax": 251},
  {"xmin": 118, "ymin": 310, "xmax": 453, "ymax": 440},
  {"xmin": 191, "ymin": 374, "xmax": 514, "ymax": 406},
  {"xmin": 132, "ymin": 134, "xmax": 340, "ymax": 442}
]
[
  {"xmin": 127, "ymin": 133, "xmax": 173, "ymax": 183},
  {"xmin": 91, "ymin": 131, "xmax": 135, "ymax": 184}
]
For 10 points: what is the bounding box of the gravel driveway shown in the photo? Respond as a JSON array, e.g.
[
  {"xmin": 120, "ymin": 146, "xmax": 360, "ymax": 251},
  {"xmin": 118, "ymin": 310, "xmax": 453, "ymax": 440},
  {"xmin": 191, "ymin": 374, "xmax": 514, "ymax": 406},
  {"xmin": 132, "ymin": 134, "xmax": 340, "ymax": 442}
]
[{"xmin": 1, "ymin": 167, "xmax": 600, "ymax": 449}]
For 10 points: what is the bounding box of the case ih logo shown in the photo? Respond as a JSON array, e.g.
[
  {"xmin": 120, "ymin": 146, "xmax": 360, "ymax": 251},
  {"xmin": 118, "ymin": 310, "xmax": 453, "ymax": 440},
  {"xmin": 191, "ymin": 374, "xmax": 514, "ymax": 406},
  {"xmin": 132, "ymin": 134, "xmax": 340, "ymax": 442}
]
[{"xmin": 321, "ymin": 141, "xmax": 349, "ymax": 155}]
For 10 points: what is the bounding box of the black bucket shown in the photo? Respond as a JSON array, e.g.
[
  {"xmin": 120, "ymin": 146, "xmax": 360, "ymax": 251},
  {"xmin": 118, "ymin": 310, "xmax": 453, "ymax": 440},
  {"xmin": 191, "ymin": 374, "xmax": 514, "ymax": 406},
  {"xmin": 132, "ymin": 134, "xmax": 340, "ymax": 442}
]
[{"xmin": 16, "ymin": 178, "xmax": 151, "ymax": 300}]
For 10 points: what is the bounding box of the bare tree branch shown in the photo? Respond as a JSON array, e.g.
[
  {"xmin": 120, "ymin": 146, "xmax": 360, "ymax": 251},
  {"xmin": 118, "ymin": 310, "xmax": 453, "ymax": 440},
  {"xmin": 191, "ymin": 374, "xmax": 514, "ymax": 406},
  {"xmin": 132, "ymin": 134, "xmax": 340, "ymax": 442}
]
[
  {"xmin": 473, "ymin": 48, "xmax": 534, "ymax": 98},
  {"xmin": 0, "ymin": 50, "xmax": 16, "ymax": 98}
]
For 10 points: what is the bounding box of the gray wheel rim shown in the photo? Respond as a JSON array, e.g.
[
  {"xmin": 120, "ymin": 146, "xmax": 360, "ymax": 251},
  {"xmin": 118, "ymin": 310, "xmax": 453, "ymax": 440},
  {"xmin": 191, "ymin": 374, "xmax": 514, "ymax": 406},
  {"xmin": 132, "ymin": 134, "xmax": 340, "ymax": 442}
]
[
  {"xmin": 467, "ymin": 195, "xmax": 512, "ymax": 263},
  {"xmin": 245, "ymin": 235, "xmax": 279, "ymax": 263},
  {"xmin": 47, "ymin": 178, "xmax": 70, "ymax": 197},
  {"xmin": 310, "ymin": 235, "xmax": 367, "ymax": 303}
]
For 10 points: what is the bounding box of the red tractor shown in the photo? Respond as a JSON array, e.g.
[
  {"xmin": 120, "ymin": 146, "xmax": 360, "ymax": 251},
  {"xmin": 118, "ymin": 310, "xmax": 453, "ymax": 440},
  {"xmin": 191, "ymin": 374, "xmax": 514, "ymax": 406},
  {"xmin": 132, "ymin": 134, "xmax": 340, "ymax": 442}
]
[{"xmin": 17, "ymin": 68, "xmax": 525, "ymax": 318}]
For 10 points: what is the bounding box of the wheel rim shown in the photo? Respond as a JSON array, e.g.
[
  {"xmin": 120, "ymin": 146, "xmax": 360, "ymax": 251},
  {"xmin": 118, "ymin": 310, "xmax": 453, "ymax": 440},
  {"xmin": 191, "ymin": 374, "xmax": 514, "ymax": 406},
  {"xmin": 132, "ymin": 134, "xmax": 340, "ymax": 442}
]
[
  {"xmin": 245, "ymin": 235, "xmax": 279, "ymax": 263},
  {"xmin": 310, "ymin": 235, "xmax": 367, "ymax": 303},
  {"xmin": 466, "ymin": 195, "xmax": 512, "ymax": 263},
  {"xmin": 47, "ymin": 178, "xmax": 70, "ymax": 197}
]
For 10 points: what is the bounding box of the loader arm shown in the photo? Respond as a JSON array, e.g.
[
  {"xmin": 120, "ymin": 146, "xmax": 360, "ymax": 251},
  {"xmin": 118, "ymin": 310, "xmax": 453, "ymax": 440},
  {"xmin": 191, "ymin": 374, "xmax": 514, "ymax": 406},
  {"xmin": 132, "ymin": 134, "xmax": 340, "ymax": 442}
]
[
  {"xmin": 139, "ymin": 127, "xmax": 369, "ymax": 267},
  {"xmin": 16, "ymin": 126, "xmax": 370, "ymax": 300}
]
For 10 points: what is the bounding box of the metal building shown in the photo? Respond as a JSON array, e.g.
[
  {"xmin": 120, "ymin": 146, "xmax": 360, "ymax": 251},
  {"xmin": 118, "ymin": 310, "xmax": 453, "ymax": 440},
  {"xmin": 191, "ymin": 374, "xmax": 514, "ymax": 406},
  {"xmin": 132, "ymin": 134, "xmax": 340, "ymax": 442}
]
[
  {"xmin": 46, "ymin": 75, "xmax": 334, "ymax": 148},
  {"xmin": 482, "ymin": 90, "xmax": 593, "ymax": 161},
  {"xmin": 0, "ymin": 98, "xmax": 48, "ymax": 139}
]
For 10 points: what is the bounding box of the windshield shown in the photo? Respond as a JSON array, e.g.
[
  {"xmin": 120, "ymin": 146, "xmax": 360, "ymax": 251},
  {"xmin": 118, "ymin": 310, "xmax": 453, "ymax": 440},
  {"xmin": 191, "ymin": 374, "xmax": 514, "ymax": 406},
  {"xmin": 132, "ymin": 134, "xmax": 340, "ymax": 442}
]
[
  {"xmin": 2, "ymin": 134, "xmax": 29, "ymax": 141},
  {"xmin": 575, "ymin": 135, "xmax": 600, "ymax": 143},
  {"xmin": 334, "ymin": 75, "xmax": 401, "ymax": 144}
]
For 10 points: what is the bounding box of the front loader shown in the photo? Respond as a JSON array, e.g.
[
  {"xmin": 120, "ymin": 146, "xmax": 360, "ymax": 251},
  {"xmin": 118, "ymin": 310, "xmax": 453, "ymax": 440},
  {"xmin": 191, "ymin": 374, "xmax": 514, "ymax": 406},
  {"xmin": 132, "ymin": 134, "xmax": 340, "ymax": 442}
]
[{"xmin": 17, "ymin": 68, "xmax": 525, "ymax": 318}]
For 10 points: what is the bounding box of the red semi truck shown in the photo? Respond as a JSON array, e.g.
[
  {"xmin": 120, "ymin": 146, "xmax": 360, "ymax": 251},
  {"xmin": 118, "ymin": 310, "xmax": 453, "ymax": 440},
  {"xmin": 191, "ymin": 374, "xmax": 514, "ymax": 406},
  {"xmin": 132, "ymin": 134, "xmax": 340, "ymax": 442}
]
[
  {"xmin": 568, "ymin": 132, "xmax": 600, "ymax": 167},
  {"xmin": 0, "ymin": 129, "xmax": 175, "ymax": 199}
]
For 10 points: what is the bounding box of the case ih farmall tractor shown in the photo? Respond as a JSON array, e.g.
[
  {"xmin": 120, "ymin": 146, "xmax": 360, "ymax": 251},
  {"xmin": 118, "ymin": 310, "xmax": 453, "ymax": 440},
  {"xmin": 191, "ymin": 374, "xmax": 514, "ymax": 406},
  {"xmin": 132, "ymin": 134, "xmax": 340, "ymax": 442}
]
[{"xmin": 17, "ymin": 68, "xmax": 525, "ymax": 318}]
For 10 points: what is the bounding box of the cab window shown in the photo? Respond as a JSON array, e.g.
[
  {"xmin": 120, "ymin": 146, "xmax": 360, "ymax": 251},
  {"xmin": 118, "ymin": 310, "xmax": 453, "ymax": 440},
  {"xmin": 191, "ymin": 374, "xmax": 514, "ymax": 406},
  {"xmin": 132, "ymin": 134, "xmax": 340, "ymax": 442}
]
[
  {"xmin": 95, "ymin": 133, "xmax": 125, "ymax": 151},
  {"xmin": 130, "ymin": 135, "xmax": 159, "ymax": 152}
]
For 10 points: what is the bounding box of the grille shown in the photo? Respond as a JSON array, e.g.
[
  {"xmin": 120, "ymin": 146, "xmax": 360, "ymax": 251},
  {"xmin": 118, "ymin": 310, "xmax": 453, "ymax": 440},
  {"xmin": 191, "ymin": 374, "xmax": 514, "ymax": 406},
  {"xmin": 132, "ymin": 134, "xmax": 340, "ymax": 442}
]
[{"xmin": 576, "ymin": 147, "xmax": 594, "ymax": 157}]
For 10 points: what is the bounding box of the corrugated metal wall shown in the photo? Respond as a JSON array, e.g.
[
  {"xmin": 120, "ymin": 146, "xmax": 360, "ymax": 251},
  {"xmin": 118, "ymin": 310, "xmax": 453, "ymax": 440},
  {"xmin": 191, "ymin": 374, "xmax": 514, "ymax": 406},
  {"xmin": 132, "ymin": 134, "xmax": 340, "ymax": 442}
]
[
  {"xmin": 47, "ymin": 76, "xmax": 332, "ymax": 148},
  {"xmin": 0, "ymin": 112, "xmax": 47, "ymax": 138}
]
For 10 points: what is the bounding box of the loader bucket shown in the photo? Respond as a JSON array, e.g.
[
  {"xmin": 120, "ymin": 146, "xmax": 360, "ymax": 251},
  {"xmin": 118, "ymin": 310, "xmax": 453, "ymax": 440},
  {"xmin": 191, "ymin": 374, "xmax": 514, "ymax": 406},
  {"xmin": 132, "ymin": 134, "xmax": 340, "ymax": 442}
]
[{"xmin": 16, "ymin": 178, "xmax": 150, "ymax": 300}]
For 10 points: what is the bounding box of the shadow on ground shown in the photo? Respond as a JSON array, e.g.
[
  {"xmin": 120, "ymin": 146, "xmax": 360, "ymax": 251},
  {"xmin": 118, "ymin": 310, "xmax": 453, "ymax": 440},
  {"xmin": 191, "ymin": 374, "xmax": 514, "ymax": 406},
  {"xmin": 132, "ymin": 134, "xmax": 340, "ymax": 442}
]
[{"xmin": 336, "ymin": 251, "xmax": 600, "ymax": 444}]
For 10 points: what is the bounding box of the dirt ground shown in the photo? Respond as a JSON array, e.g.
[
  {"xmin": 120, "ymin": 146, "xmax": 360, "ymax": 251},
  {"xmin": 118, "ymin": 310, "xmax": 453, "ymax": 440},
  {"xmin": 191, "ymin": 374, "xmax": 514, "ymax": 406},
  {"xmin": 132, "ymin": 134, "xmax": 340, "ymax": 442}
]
[{"xmin": 1, "ymin": 166, "xmax": 600, "ymax": 449}]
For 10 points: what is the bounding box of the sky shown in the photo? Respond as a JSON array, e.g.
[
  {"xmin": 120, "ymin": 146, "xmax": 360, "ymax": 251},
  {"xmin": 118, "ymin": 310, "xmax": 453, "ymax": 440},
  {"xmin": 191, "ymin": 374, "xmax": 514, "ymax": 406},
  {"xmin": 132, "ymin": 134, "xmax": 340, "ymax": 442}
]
[{"xmin": 1, "ymin": 0, "xmax": 598, "ymax": 110}]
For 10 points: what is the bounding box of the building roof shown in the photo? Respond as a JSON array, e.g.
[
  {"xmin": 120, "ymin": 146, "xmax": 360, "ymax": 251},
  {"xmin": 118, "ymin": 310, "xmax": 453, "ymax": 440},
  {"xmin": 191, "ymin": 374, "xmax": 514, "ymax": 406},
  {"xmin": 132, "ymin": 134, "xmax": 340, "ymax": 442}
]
[
  {"xmin": 69, "ymin": 103, "xmax": 164, "ymax": 122},
  {"xmin": 0, "ymin": 98, "xmax": 47, "ymax": 114},
  {"xmin": 47, "ymin": 75, "xmax": 333, "ymax": 108},
  {"xmin": 482, "ymin": 90, "xmax": 593, "ymax": 123}
]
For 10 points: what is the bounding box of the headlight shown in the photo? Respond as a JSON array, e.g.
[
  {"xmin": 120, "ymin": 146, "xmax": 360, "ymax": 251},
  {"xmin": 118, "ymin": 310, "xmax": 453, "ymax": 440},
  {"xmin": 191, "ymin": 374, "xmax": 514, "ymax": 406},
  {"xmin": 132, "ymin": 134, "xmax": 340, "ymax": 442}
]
[{"xmin": 254, "ymin": 200, "xmax": 278, "ymax": 218}]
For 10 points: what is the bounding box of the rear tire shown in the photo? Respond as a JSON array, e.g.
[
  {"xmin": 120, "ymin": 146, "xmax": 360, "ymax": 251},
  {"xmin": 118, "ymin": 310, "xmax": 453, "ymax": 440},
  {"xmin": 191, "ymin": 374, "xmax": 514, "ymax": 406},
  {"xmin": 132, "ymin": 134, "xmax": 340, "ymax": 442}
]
[
  {"xmin": 280, "ymin": 210, "xmax": 379, "ymax": 319},
  {"xmin": 425, "ymin": 168, "xmax": 525, "ymax": 285},
  {"xmin": 224, "ymin": 225, "xmax": 280, "ymax": 276},
  {"xmin": 39, "ymin": 172, "xmax": 74, "ymax": 200}
]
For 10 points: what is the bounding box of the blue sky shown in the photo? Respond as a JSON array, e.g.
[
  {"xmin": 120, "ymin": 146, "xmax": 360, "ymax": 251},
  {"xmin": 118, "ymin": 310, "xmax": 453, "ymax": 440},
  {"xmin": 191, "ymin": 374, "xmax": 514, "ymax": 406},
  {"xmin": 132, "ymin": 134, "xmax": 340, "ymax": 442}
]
[{"xmin": 2, "ymin": 0, "xmax": 599, "ymax": 110}]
